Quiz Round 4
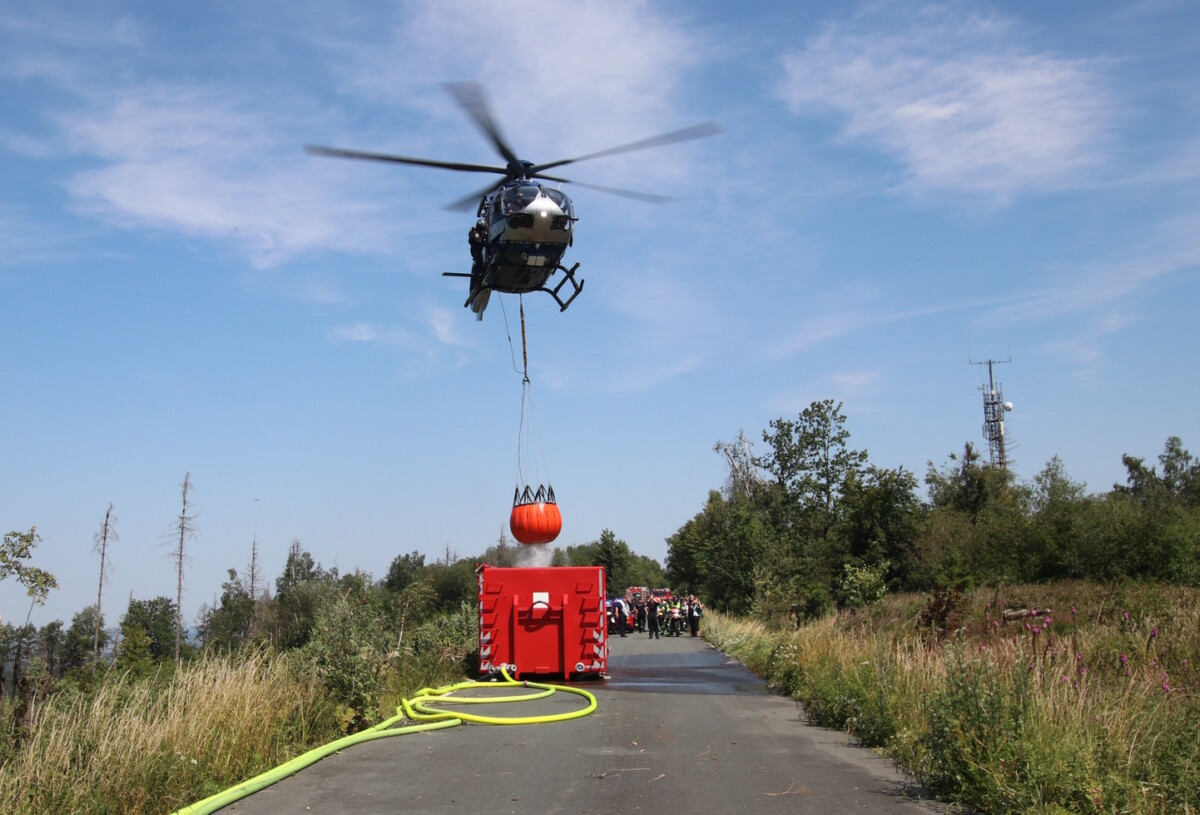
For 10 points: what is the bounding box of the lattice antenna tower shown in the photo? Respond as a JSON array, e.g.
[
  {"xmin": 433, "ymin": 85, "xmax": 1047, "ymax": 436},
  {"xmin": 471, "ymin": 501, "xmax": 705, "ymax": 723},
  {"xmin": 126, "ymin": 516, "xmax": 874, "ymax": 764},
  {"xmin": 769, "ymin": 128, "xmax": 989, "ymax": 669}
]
[{"xmin": 971, "ymin": 357, "xmax": 1013, "ymax": 469}]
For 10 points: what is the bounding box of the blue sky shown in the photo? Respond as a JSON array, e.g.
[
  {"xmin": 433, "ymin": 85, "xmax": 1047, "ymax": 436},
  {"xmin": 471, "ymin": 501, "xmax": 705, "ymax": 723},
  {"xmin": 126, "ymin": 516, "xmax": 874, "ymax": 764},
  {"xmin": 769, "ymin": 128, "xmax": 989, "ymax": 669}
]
[{"xmin": 3, "ymin": 0, "xmax": 1198, "ymax": 628}]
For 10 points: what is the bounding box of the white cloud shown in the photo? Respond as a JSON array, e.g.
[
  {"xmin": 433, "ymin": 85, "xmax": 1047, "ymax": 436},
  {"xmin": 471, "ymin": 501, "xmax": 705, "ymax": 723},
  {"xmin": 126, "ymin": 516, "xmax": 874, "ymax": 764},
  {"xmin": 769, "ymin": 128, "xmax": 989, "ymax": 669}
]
[
  {"xmin": 322, "ymin": 0, "xmax": 707, "ymax": 187},
  {"xmin": 779, "ymin": 7, "xmax": 1114, "ymax": 202},
  {"xmin": 325, "ymin": 301, "xmax": 479, "ymax": 372},
  {"xmin": 994, "ymin": 209, "xmax": 1200, "ymax": 324},
  {"xmin": 1, "ymin": 0, "xmax": 713, "ymax": 274},
  {"xmin": 424, "ymin": 302, "xmax": 471, "ymax": 349},
  {"xmin": 770, "ymin": 298, "xmax": 984, "ymax": 359},
  {"xmin": 55, "ymin": 84, "xmax": 404, "ymax": 268},
  {"xmin": 327, "ymin": 322, "xmax": 388, "ymax": 344}
]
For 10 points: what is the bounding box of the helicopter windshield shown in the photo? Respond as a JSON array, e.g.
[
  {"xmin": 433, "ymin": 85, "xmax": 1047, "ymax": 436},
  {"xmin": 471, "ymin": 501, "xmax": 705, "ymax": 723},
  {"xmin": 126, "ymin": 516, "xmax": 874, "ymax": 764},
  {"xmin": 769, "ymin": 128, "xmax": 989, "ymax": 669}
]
[
  {"xmin": 500, "ymin": 184, "xmax": 541, "ymax": 215},
  {"xmin": 542, "ymin": 188, "xmax": 573, "ymax": 218}
]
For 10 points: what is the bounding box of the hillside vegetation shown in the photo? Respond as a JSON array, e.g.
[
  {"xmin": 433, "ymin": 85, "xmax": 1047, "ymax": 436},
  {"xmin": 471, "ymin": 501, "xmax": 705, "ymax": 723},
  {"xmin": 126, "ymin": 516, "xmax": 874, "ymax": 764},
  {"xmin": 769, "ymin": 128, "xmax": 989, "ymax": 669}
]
[
  {"xmin": 2, "ymin": 400, "xmax": 1196, "ymax": 813},
  {"xmin": 704, "ymin": 582, "xmax": 1200, "ymax": 814}
]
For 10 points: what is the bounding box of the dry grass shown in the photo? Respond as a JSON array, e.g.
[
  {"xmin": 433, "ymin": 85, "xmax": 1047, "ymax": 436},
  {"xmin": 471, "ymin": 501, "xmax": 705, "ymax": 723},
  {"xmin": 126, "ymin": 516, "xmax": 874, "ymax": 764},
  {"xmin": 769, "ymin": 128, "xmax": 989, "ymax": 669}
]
[
  {"xmin": 705, "ymin": 581, "xmax": 1200, "ymax": 815},
  {"xmin": 0, "ymin": 650, "xmax": 338, "ymax": 815}
]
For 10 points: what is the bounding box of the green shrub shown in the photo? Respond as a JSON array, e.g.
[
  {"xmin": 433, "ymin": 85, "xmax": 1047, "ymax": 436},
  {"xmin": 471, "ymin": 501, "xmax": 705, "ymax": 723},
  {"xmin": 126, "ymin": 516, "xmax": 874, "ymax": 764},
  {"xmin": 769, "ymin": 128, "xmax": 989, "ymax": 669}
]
[{"xmin": 838, "ymin": 561, "xmax": 889, "ymax": 609}]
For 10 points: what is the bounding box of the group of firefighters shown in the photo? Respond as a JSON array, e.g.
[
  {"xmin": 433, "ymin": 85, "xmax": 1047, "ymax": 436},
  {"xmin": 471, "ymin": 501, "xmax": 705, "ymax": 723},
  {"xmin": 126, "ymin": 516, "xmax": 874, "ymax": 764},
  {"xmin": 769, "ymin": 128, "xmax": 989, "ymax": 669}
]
[{"xmin": 609, "ymin": 592, "xmax": 703, "ymax": 639}]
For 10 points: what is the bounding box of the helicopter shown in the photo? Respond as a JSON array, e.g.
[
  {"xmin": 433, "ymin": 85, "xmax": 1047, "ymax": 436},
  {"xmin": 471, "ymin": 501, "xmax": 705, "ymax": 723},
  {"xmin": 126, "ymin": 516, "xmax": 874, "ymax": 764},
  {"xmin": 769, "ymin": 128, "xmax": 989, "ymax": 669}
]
[{"xmin": 305, "ymin": 82, "xmax": 720, "ymax": 319}]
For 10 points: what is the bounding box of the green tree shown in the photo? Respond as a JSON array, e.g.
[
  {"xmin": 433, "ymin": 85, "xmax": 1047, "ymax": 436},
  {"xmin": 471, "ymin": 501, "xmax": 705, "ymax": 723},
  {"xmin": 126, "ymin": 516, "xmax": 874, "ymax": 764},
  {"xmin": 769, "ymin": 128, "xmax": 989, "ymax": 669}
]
[
  {"xmin": 625, "ymin": 553, "xmax": 667, "ymax": 591},
  {"xmin": 1118, "ymin": 436, "xmax": 1200, "ymax": 507},
  {"xmin": 198, "ymin": 569, "xmax": 255, "ymax": 651},
  {"xmin": 37, "ymin": 619, "xmax": 65, "ymax": 679},
  {"xmin": 593, "ymin": 529, "xmax": 633, "ymax": 592},
  {"xmin": 1, "ymin": 623, "xmax": 38, "ymax": 697},
  {"xmin": 924, "ymin": 444, "xmax": 1027, "ymax": 583},
  {"xmin": 1, "ymin": 527, "xmax": 59, "ymax": 624},
  {"xmin": 926, "ymin": 443, "xmax": 1009, "ymax": 519},
  {"xmin": 839, "ymin": 464, "xmax": 923, "ymax": 587},
  {"xmin": 121, "ymin": 596, "xmax": 180, "ymax": 662},
  {"xmin": 115, "ymin": 623, "xmax": 155, "ymax": 677},
  {"xmin": 1024, "ymin": 456, "xmax": 1088, "ymax": 580},
  {"xmin": 667, "ymin": 490, "xmax": 772, "ymax": 614},
  {"xmin": 0, "ymin": 622, "xmax": 17, "ymax": 695},
  {"xmin": 304, "ymin": 588, "xmax": 391, "ymax": 731},
  {"xmin": 426, "ymin": 559, "xmax": 478, "ymax": 613},
  {"xmin": 61, "ymin": 606, "xmax": 107, "ymax": 672},
  {"xmin": 757, "ymin": 399, "xmax": 868, "ymax": 540},
  {"xmin": 274, "ymin": 540, "xmax": 333, "ymax": 648},
  {"xmin": 565, "ymin": 530, "xmax": 638, "ymax": 594},
  {"xmin": 384, "ymin": 550, "xmax": 427, "ymax": 593}
]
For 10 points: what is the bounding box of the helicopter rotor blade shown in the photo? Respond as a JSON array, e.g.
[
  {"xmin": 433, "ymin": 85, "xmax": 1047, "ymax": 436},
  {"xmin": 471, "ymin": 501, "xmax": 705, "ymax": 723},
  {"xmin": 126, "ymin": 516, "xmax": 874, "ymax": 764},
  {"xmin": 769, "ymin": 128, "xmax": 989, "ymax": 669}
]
[
  {"xmin": 528, "ymin": 120, "xmax": 722, "ymax": 176},
  {"xmin": 443, "ymin": 81, "xmax": 523, "ymax": 171},
  {"xmin": 443, "ymin": 180, "xmax": 506, "ymax": 213},
  {"xmin": 304, "ymin": 145, "xmax": 510, "ymax": 176},
  {"xmin": 546, "ymin": 178, "xmax": 679, "ymax": 205}
]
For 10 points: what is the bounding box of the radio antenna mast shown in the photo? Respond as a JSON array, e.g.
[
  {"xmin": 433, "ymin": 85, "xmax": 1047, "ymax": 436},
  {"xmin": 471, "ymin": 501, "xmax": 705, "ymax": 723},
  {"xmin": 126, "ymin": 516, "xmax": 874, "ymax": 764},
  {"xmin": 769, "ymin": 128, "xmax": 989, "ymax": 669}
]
[{"xmin": 971, "ymin": 357, "xmax": 1013, "ymax": 469}]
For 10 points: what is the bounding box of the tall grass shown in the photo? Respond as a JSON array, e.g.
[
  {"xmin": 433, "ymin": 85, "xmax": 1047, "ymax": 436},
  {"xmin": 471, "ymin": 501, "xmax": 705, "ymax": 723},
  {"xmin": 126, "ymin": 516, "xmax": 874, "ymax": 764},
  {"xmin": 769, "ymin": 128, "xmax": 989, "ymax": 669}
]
[
  {"xmin": 0, "ymin": 650, "xmax": 341, "ymax": 815},
  {"xmin": 704, "ymin": 582, "xmax": 1200, "ymax": 815}
]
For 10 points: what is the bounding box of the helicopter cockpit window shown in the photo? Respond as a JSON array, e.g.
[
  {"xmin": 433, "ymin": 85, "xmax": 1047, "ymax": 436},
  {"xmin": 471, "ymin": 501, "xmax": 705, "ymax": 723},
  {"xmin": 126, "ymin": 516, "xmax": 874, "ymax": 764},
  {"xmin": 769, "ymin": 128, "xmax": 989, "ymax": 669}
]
[
  {"xmin": 543, "ymin": 188, "xmax": 573, "ymax": 215},
  {"xmin": 501, "ymin": 184, "xmax": 541, "ymax": 216}
]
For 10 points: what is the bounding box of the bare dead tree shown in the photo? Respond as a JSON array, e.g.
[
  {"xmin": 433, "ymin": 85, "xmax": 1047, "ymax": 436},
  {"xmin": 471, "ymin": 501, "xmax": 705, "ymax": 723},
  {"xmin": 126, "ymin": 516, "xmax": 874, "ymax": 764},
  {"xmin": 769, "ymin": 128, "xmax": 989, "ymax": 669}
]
[
  {"xmin": 170, "ymin": 473, "xmax": 197, "ymax": 664},
  {"xmin": 246, "ymin": 536, "xmax": 261, "ymax": 637},
  {"xmin": 92, "ymin": 503, "xmax": 118, "ymax": 661},
  {"xmin": 714, "ymin": 429, "xmax": 763, "ymax": 499}
]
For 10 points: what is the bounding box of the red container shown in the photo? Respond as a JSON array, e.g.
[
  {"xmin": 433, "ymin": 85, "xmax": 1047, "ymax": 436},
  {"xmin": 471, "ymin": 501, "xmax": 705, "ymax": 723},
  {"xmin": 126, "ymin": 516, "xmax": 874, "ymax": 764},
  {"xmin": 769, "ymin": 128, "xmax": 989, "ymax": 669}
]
[{"xmin": 477, "ymin": 564, "xmax": 607, "ymax": 679}]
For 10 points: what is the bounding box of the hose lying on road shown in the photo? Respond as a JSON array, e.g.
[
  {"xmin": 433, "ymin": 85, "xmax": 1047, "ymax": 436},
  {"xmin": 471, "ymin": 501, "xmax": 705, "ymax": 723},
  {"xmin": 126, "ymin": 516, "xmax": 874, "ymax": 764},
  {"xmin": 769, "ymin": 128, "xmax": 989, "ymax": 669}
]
[{"xmin": 170, "ymin": 666, "xmax": 597, "ymax": 815}]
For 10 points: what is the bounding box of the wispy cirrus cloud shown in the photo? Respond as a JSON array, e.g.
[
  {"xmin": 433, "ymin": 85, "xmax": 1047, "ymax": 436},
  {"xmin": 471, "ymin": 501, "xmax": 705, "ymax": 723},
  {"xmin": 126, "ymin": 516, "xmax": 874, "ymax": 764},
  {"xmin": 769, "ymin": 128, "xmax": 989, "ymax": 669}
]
[
  {"xmin": 1, "ymin": 0, "xmax": 713, "ymax": 273},
  {"xmin": 56, "ymin": 84, "xmax": 408, "ymax": 268},
  {"xmin": 779, "ymin": 6, "xmax": 1115, "ymax": 202},
  {"xmin": 325, "ymin": 300, "xmax": 477, "ymax": 370},
  {"xmin": 993, "ymin": 209, "xmax": 1200, "ymax": 325},
  {"xmin": 318, "ymin": 0, "xmax": 709, "ymax": 188},
  {"xmin": 769, "ymin": 298, "xmax": 989, "ymax": 359}
]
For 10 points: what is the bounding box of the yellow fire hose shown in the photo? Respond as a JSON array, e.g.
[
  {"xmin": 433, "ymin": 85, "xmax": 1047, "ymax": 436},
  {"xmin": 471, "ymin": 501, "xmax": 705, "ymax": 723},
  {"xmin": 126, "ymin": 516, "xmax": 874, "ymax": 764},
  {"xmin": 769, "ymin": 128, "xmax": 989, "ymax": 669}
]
[{"xmin": 170, "ymin": 666, "xmax": 596, "ymax": 815}]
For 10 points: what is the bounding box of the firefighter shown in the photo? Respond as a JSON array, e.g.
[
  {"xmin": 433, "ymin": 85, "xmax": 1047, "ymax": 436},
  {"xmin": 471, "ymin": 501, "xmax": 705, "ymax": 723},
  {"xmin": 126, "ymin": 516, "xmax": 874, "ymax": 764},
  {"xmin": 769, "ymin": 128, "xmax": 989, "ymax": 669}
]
[
  {"xmin": 613, "ymin": 596, "xmax": 628, "ymax": 637},
  {"xmin": 688, "ymin": 594, "xmax": 703, "ymax": 637},
  {"xmin": 646, "ymin": 596, "xmax": 661, "ymax": 639}
]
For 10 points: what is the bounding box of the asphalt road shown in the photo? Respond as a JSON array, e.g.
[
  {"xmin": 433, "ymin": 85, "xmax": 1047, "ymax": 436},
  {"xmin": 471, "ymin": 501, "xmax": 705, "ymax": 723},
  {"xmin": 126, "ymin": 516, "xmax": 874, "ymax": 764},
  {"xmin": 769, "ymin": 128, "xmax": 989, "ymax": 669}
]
[{"xmin": 225, "ymin": 632, "xmax": 945, "ymax": 814}]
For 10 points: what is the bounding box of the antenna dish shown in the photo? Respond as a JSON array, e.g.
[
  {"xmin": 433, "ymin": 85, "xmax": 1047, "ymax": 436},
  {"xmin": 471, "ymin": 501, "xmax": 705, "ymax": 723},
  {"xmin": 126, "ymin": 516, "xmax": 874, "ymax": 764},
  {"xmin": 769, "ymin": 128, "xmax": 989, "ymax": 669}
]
[{"xmin": 1003, "ymin": 402, "xmax": 1013, "ymax": 411}]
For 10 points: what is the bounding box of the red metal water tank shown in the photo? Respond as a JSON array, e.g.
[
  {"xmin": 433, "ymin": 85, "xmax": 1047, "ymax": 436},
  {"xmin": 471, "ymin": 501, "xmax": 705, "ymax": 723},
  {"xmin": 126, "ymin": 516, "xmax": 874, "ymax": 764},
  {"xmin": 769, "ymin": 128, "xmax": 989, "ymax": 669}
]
[{"xmin": 477, "ymin": 564, "xmax": 608, "ymax": 679}]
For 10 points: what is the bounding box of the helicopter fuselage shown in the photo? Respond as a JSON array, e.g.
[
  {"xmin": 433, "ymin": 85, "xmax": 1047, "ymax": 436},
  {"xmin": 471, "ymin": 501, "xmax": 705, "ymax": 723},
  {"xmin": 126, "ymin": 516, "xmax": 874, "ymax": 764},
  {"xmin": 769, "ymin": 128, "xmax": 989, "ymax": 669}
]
[
  {"xmin": 483, "ymin": 181, "xmax": 574, "ymax": 291},
  {"xmin": 459, "ymin": 180, "xmax": 584, "ymax": 316}
]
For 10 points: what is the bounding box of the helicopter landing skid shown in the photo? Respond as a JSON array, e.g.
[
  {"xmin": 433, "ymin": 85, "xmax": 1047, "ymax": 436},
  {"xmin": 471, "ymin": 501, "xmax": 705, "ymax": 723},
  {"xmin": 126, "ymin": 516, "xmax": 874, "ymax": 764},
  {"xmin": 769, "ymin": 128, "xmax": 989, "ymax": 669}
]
[
  {"xmin": 545, "ymin": 262, "xmax": 584, "ymax": 312},
  {"xmin": 443, "ymin": 261, "xmax": 583, "ymax": 312}
]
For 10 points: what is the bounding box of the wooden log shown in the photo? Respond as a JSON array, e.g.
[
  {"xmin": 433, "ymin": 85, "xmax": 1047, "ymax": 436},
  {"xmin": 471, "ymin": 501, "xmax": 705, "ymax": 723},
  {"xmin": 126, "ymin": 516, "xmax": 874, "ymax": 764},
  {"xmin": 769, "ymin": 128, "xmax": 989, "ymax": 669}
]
[{"xmin": 1001, "ymin": 607, "xmax": 1052, "ymax": 622}]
